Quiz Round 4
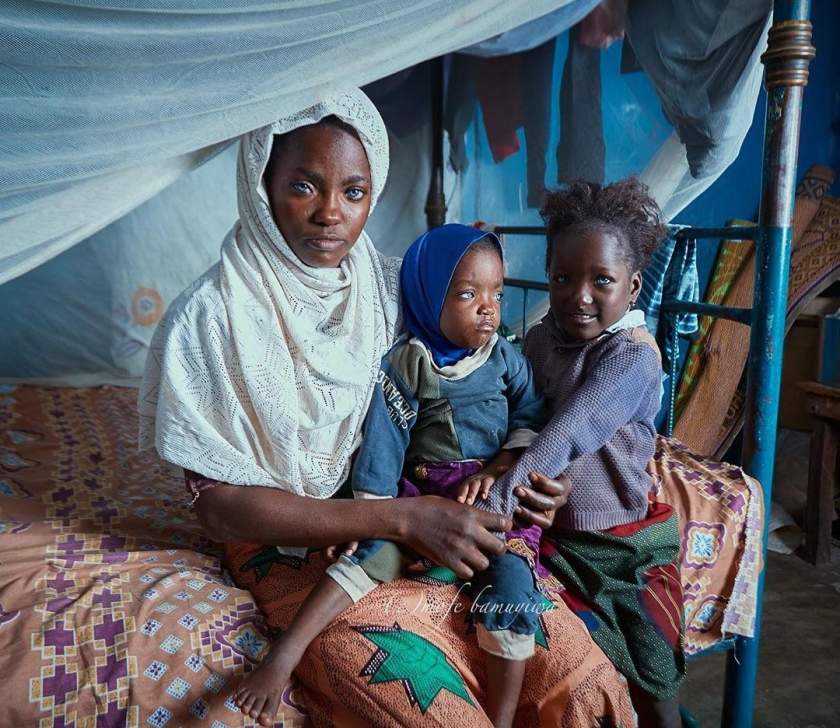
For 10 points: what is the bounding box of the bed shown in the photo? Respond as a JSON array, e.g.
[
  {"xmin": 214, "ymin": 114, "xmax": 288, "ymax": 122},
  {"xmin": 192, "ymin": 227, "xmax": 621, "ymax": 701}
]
[
  {"xmin": 0, "ymin": 385, "xmax": 308, "ymax": 727},
  {"xmin": 424, "ymin": 4, "xmax": 816, "ymax": 726},
  {"xmin": 0, "ymin": 383, "xmax": 762, "ymax": 726}
]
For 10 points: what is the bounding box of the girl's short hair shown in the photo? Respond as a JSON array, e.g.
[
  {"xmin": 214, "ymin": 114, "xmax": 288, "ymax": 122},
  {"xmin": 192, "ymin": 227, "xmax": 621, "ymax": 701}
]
[{"xmin": 540, "ymin": 178, "xmax": 667, "ymax": 272}]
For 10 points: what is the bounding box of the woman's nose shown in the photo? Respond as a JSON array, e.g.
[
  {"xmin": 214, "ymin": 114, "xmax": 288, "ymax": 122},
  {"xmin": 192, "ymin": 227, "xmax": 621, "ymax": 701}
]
[{"xmin": 312, "ymin": 193, "xmax": 342, "ymax": 226}]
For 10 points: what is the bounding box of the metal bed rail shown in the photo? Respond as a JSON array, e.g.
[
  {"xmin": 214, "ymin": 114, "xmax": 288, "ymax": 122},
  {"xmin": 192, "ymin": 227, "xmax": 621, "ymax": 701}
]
[{"xmin": 494, "ymin": 223, "xmax": 755, "ymax": 436}]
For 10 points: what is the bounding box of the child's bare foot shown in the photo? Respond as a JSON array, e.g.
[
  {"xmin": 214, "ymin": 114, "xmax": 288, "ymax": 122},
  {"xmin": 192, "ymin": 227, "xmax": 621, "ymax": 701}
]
[{"xmin": 234, "ymin": 639, "xmax": 301, "ymax": 726}]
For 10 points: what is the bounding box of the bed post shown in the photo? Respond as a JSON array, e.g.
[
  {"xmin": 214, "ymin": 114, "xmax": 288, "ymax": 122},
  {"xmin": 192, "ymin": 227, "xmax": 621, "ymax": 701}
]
[
  {"xmin": 724, "ymin": 2, "xmax": 815, "ymax": 726},
  {"xmin": 425, "ymin": 56, "xmax": 447, "ymax": 230}
]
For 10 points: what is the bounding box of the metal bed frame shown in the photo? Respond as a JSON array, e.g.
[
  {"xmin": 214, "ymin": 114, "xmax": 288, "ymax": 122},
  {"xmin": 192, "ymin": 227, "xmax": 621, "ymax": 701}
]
[{"xmin": 423, "ymin": 2, "xmax": 816, "ymax": 725}]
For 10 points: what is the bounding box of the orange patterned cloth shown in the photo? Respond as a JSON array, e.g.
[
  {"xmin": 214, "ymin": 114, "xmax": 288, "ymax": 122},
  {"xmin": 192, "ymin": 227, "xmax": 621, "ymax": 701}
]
[
  {"xmin": 227, "ymin": 542, "xmax": 636, "ymax": 728},
  {"xmin": 227, "ymin": 436, "xmax": 764, "ymax": 725},
  {"xmin": 0, "ymin": 385, "xmax": 762, "ymax": 727},
  {"xmin": 651, "ymin": 438, "xmax": 763, "ymax": 649}
]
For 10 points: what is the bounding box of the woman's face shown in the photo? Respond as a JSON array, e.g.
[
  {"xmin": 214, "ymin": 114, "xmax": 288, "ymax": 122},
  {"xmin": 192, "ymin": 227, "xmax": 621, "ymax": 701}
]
[{"xmin": 265, "ymin": 122, "xmax": 372, "ymax": 268}]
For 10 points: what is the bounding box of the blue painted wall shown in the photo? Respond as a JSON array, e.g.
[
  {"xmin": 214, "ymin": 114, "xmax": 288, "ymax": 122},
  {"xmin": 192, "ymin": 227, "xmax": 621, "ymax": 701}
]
[{"xmin": 462, "ymin": 2, "xmax": 840, "ymax": 304}]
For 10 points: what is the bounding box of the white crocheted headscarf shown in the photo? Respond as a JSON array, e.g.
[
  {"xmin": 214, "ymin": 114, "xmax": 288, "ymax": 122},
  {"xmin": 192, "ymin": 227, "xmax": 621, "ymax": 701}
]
[{"xmin": 139, "ymin": 89, "xmax": 401, "ymax": 498}]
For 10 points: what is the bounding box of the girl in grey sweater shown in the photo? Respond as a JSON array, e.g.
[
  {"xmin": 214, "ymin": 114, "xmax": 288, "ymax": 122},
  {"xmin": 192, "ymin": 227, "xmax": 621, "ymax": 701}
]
[{"xmin": 490, "ymin": 178, "xmax": 685, "ymax": 728}]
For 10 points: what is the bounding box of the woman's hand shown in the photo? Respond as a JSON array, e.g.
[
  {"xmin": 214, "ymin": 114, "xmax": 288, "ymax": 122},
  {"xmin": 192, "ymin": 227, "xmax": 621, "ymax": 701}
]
[
  {"xmin": 396, "ymin": 496, "xmax": 511, "ymax": 580},
  {"xmin": 511, "ymin": 472, "xmax": 571, "ymax": 529}
]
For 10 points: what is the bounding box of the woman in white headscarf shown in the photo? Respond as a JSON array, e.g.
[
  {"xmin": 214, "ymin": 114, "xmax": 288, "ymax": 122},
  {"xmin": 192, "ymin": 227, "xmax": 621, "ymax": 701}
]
[{"xmin": 140, "ymin": 89, "xmax": 634, "ymax": 727}]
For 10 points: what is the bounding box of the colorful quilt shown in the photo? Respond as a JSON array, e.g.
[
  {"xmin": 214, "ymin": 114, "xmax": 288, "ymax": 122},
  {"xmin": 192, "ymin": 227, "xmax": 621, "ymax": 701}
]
[
  {"xmin": 0, "ymin": 385, "xmax": 763, "ymax": 726},
  {"xmin": 650, "ymin": 438, "xmax": 763, "ymax": 649},
  {"xmin": 0, "ymin": 385, "xmax": 307, "ymax": 728}
]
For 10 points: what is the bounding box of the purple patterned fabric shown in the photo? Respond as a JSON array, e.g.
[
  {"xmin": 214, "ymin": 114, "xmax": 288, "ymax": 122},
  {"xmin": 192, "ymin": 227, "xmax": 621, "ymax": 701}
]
[
  {"xmin": 398, "ymin": 460, "xmax": 482, "ymax": 498},
  {"xmin": 398, "ymin": 459, "xmax": 542, "ymax": 577}
]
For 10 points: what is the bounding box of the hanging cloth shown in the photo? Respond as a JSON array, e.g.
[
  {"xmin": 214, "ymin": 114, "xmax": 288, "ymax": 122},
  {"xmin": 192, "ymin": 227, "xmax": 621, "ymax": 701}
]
[
  {"xmin": 556, "ymin": 23, "xmax": 605, "ymax": 185},
  {"xmin": 456, "ymin": 39, "xmax": 557, "ymax": 208},
  {"xmin": 624, "ymin": 0, "xmax": 772, "ymax": 178},
  {"xmin": 637, "ymin": 236, "xmax": 700, "ymax": 370}
]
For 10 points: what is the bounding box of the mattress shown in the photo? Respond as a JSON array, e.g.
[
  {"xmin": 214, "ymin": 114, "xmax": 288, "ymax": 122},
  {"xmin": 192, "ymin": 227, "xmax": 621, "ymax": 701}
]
[{"xmin": 0, "ymin": 384, "xmax": 762, "ymax": 726}]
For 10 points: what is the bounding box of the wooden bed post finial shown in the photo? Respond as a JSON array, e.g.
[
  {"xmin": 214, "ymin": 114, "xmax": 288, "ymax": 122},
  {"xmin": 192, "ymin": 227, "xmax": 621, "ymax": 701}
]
[{"xmin": 761, "ymin": 17, "xmax": 816, "ymax": 89}]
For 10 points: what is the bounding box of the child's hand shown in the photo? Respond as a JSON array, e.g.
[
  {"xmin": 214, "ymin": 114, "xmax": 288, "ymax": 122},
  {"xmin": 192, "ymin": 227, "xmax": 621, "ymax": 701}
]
[
  {"xmin": 325, "ymin": 542, "xmax": 359, "ymax": 561},
  {"xmin": 456, "ymin": 471, "xmax": 496, "ymax": 505}
]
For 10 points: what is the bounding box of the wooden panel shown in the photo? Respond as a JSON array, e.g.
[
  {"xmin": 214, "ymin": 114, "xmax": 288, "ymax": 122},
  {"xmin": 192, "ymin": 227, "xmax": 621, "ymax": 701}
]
[
  {"xmin": 804, "ymin": 419, "xmax": 838, "ymax": 564},
  {"xmin": 780, "ymin": 316, "xmax": 820, "ymax": 430}
]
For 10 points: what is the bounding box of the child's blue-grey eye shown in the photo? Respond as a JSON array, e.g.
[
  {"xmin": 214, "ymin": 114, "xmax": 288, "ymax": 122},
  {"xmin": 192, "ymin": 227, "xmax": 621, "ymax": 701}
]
[
  {"xmin": 346, "ymin": 187, "xmax": 366, "ymax": 201},
  {"xmin": 291, "ymin": 182, "xmax": 313, "ymax": 194},
  {"xmin": 457, "ymin": 290, "xmax": 475, "ymax": 300},
  {"xmin": 494, "ymin": 292, "xmax": 504, "ymax": 302},
  {"xmin": 552, "ymin": 274, "xmax": 568, "ymax": 284},
  {"xmin": 595, "ymin": 275, "xmax": 613, "ymax": 285}
]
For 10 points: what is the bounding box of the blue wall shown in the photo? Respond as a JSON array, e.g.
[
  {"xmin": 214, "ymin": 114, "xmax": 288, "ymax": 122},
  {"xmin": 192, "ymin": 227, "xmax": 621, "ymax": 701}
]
[
  {"xmin": 676, "ymin": 2, "xmax": 840, "ymax": 288},
  {"xmin": 678, "ymin": 2, "xmax": 840, "ymax": 228},
  {"xmin": 462, "ymin": 2, "xmax": 840, "ymax": 303}
]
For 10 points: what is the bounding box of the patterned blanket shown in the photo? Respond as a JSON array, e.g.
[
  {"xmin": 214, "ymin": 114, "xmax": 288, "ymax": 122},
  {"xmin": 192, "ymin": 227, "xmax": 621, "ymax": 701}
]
[
  {"xmin": 0, "ymin": 385, "xmax": 762, "ymax": 726},
  {"xmin": 0, "ymin": 385, "xmax": 307, "ymax": 728}
]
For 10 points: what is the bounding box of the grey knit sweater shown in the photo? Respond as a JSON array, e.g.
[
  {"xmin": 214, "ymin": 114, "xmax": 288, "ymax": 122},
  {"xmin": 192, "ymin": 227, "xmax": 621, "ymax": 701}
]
[{"xmin": 494, "ymin": 312, "xmax": 662, "ymax": 531}]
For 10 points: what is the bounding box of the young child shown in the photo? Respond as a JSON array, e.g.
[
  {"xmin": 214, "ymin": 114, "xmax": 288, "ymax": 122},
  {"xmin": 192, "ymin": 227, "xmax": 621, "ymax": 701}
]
[
  {"xmin": 491, "ymin": 178, "xmax": 685, "ymax": 728},
  {"xmin": 235, "ymin": 223, "xmax": 550, "ymax": 728}
]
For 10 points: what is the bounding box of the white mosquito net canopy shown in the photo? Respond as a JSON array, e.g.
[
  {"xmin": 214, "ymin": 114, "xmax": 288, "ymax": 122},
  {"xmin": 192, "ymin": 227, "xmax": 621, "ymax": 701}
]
[{"xmin": 0, "ymin": 0, "xmax": 766, "ymax": 384}]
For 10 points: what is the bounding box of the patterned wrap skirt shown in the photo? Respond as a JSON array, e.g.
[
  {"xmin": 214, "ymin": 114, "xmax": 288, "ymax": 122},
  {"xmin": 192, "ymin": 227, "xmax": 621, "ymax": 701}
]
[
  {"xmin": 226, "ymin": 463, "xmax": 637, "ymax": 727},
  {"xmin": 543, "ymin": 501, "xmax": 686, "ymax": 701}
]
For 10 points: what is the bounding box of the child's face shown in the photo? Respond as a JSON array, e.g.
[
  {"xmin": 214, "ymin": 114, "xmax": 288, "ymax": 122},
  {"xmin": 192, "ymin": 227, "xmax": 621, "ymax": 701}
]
[
  {"xmin": 548, "ymin": 225, "xmax": 642, "ymax": 341},
  {"xmin": 439, "ymin": 247, "xmax": 504, "ymax": 351}
]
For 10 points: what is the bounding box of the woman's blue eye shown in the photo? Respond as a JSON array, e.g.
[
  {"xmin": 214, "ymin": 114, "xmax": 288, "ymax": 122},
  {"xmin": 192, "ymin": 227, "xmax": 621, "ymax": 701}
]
[
  {"xmin": 346, "ymin": 187, "xmax": 366, "ymax": 201},
  {"xmin": 291, "ymin": 182, "xmax": 312, "ymax": 194}
]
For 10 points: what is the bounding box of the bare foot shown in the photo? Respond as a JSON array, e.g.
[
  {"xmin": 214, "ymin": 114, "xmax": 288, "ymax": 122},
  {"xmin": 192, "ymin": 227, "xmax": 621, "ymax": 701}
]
[{"xmin": 234, "ymin": 639, "xmax": 300, "ymax": 727}]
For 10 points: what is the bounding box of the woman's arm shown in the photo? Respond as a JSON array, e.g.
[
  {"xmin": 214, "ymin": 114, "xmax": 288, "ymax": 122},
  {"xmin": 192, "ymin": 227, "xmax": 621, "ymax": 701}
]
[{"xmin": 195, "ymin": 484, "xmax": 511, "ymax": 579}]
